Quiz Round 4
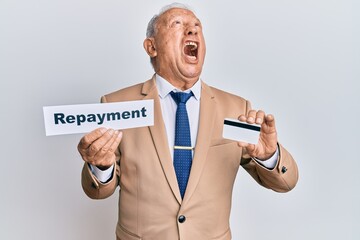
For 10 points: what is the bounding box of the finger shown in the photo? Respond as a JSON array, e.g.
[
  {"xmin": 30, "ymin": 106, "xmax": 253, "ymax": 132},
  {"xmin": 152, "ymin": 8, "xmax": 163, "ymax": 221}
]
[
  {"xmin": 245, "ymin": 144, "xmax": 256, "ymax": 156},
  {"xmin": 110, "ymin": 131, "xmax": 123, "ymax": 151},
  {"xmin": 78, "ymin": 127, "xmax": 107, "ymax": 150},
  {"xmin": 264, "ymin": 114, "xmax": 276, "ymax": 128},
  {"xmin": 255, "ymin": 110, "xmax": 265, "ymax": 124},
  {"xmin": 238, "ymin": 114, "xmax": 247, "ymax": 122},
  {"xmin": 94, "ymin": 131, "xmax": 122, "ymax": 160},
  {"xmin": 238, "ymin": 142, "xmax": 256, "ymax": 155},
  {"xmin": 78, "ymin": 128, "xmax": 107, "ymax": 158},
  {"xmin": 87, "ymin": 129, "xmax": 115, "ymax": 158},
  {"xmin": 93, "ymin": 131, "xmax": 123, "ymax": 167},
  {"xmin": 237, "ymin": 141, "xmax": 249, "ymax": 148},
  {"xmin": 246, "ymin": 110, "xmax": 257, "ymax": 124}
]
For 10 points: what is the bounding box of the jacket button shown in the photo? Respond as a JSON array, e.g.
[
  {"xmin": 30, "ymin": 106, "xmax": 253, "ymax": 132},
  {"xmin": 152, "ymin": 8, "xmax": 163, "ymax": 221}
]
[
  {"xmin": 178, "ymin": 215, "xmax": 186, "ymax": 223},
  {"xmin": 281, "ymin": 166, "xmax": 287, "ymax": 174}
]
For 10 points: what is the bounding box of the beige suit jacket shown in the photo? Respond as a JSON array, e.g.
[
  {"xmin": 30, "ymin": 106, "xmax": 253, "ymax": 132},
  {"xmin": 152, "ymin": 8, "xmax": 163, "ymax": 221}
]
[{"xmin": 81, "ymin": 76, "xmax": 298, "ymax": 240}]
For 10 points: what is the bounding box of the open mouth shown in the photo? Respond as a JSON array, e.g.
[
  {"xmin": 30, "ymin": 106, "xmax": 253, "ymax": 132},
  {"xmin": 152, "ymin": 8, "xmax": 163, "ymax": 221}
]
[{"xmin": 183, "ymin": 41, "xmax": 198, "ymax": 60}]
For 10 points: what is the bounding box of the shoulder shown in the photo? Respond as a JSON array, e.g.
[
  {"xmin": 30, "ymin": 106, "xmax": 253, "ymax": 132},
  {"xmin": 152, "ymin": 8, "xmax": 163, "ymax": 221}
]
[
  {"xmin": 204, "ymin": 82, "xmax": 248, "ymax": 105},
  {"xmin": 209, "ymin": 85, "xmax": 247, "ymax": 103},
  {"xmin": 203, "ymin": 82, "xmax": 251, "ymax": 115},
  {"xmin": 101, "ymin": 78, "xmax": 154, "ymax": 103}
]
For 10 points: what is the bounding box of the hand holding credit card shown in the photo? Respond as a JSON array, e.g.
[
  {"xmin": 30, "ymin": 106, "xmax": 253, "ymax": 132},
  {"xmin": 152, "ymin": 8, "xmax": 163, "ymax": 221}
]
[{"xmin": 222, "ymin": 118, "xmax": 261, "ymax": 144}]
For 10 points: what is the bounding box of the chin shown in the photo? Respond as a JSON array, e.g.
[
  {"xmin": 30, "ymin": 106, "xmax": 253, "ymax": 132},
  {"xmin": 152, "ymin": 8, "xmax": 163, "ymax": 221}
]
[
  {"xmin": 190, "ymin": 69, "xmax": 203, "ymax": 78},
  {"xmin": 182, "ymin": 71, "xmax": 200, "ymax": 80},
  {"xmin": 182, "ymin": 65, "xmax": 202, "ymax": 78}
]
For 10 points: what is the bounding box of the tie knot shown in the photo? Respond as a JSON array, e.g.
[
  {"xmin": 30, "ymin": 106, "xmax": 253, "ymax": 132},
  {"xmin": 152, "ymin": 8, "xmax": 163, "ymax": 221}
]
[{"xmin": 170, "ymin": 91, "xmax": 193, "ymax": 105}]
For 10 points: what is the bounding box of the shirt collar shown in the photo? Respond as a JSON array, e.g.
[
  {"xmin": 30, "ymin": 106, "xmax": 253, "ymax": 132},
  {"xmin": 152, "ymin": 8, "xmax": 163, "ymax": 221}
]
[{"xmin": 155, "ymin": 74, "xmax": 201, "ymax": 100}]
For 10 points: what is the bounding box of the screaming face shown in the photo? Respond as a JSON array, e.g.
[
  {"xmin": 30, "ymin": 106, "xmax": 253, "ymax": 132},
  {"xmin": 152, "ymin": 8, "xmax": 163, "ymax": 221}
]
[{"xmin": 144, "ymin": 8, "xmax": 206, "ymax": 90}]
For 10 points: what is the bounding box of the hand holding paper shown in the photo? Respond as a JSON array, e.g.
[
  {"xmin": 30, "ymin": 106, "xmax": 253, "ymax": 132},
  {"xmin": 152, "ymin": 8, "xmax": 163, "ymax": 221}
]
[
  {"xmin": 237, "ymin": 110, "xmax": 278, "ymax": 160},
  {"xmin": 78, "ymin": 128, "xmax": 122, "ymax": 169}
]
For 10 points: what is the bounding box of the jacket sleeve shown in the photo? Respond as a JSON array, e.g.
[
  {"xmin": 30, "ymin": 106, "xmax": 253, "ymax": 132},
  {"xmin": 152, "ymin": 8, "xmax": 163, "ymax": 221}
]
[
  {"xmin": 81, "ymin": 159, "xmax": 120, "ymax": 199},
  {"xmin": 240, "ymin": 100, "xmax": 299, "ymax": 192},
  {"xmin": 80, "ymin": 95, "xmax": 121, "ymax": 199},
  {"xmin": 241, "ymin": 144, "xmax": 299, "ymax": 192}
]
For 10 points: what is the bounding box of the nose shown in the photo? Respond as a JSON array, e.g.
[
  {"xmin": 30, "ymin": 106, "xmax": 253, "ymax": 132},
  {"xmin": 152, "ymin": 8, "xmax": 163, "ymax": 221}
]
[{"xmin": 186, "ymin": 26, "xmax": 197, "ymax": 35}]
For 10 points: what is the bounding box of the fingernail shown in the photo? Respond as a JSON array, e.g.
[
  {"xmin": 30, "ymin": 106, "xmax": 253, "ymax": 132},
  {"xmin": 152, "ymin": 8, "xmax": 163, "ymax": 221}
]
[
  {"xmin": 256, "ymin": 118, "xmax": 262, "ymax": 124},
  {"xmin": 100, "ymin": 128, "xmax": 107, "ymax": 134},
  {"xmin": 108, "ymin": 129, "xmax": 114, "ymax": 135},
  {"xmin": 247, "ymin": 117, "xmax": 254, "ymax": 122}
]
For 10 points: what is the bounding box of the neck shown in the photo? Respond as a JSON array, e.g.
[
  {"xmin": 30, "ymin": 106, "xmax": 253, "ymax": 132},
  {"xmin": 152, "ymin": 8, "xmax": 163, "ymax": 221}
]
[{"xmin": 156, "ymin": 73, "xmax": 199, "ymax": 91}]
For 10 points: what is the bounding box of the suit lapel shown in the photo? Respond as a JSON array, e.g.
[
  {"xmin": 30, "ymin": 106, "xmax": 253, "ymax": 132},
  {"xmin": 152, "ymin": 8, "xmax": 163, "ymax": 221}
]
[
  {"xmin": 182, "ymin": 82, "xmax": 216, "ymax": 205},
  {"xmin": 141, "ymin": 76, "xmax": 182, "ymax": 204}
]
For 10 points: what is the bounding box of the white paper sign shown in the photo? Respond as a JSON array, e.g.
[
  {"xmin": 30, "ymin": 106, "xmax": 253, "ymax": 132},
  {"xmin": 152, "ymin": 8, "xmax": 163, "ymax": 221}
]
[
  {"xmin": 222, "ymin": 118, "xmax": 261, "ymax": 144},
  {"xmin": 43, "ymin": 100, "xmax": 154, "ymax": 136}
]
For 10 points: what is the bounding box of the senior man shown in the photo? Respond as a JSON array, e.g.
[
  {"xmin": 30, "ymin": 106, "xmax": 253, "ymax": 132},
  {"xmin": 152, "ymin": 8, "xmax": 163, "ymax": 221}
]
[{"xmin": 78, "ymin": 3, "xmax": 299, "ymax": 240}]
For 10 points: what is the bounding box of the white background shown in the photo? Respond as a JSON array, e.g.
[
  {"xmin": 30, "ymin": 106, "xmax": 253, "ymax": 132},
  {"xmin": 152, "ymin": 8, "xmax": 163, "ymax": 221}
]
[{"xmin": 1, "ymin": 0, "xmax": 359, "ymax": 239}]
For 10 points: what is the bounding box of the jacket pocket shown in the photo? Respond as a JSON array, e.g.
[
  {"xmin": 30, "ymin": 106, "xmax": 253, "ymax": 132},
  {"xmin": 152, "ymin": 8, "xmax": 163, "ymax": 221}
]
[{"xmin": 116, "ymin": 224, "xmax": 141, "ymax": 240}]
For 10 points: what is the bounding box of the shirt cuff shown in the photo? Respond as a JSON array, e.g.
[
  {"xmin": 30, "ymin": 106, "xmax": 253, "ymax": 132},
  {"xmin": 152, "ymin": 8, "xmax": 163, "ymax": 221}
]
[
  {"xmin": 89, "ymin": 164, "xmax": 114, "ymax": 183},
  {"xmin": 253, "ymin": 147, "xmax": 279, "ymax": 170}
]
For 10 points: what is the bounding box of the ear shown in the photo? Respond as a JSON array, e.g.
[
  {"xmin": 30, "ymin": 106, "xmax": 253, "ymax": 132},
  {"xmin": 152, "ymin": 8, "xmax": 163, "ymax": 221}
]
[{"xmin": 143, "ymin": 38, "xmax": 157, "ymax": 57}]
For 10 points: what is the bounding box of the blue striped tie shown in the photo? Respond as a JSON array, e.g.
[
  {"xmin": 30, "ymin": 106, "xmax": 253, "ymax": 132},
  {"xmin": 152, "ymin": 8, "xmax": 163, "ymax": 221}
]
[{"xmin": 170, "ymin": 91, "xmax": 193, "ymax": 199}]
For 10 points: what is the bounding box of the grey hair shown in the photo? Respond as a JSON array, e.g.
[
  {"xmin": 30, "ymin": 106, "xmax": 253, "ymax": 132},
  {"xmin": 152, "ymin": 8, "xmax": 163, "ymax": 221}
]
[{"xmin": 146, "ymin": 3, "xmax": 193, "ymax": 38}]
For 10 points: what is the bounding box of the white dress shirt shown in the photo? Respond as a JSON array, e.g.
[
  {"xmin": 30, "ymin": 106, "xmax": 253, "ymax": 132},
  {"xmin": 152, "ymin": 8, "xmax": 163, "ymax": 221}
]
[{"xmin": 91, "ymin": 75, "xmax": 278, "ymax": 182}]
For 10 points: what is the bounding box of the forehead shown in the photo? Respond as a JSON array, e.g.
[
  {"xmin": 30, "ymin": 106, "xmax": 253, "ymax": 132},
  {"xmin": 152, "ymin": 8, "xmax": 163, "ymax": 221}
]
[{"xmin": 158, "ymin": 8, "xmax": 200, "ymax": 24}]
